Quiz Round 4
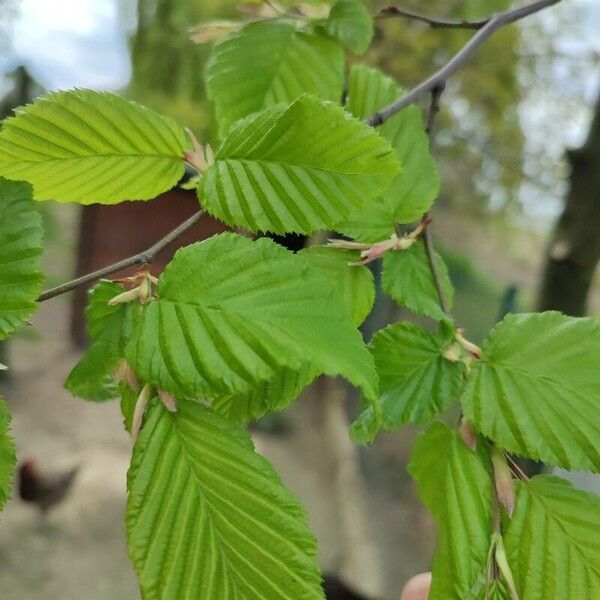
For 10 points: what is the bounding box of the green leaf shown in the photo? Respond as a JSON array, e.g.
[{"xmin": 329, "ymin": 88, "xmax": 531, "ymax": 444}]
[
  {"xmin": 127, "ymin": 233, "xmax": 378, "ymax": 415},
  {"xmin": 0, "ymin": 177, "xmax": 44, "ymax": 340},
  {"xmin": 318, "ymin": 0, "xmax": 373, "ymax": 55},
  {"xmin": 120, "ymin": 381, "xmax": 138, "ymax": 433},
  {"xmin": 205, "ymin": 20, "xmax": 344, "ymax": 136},
  {"xmin": 0, "ymin": 90, "xmax": 188, "ymax": 204},
  {"xmin": 126, "ymin": 398, "xmax": 324, "ymax": 599},
  {"xmin": 335, "ymin": 197, "xmax": 397, "ymax": 245},
  {"xmin": 352, "ymin": 322, "xmax": 465, "ymax": 435},
  {"xmin": 0, "ymin": 396, "xmax": 16, "ymax": 510},
  {"xmin": 85, "ymin": 280, "xmax": 129, "ymax": 338},
  {"xmin": 504, "ymin": 475, "xmax": 600, "ymax": 599},
  {"xmin": 338, "ymin": 65, "xmax": 440, "ymax": 242},
  {"xmin": 409, "ymin": 422, "xmax": 493, "ymax": 600},
  {"xmin": 212, "ymin": 365, "xmax": 318, "ymax": 424},
  {"xmin": 483, "ymin": 581, "xmax": 509, "ymax": 600},
  {"xmin": 66, "ymin": 281, "xmax": 140, "ymax": 402},
  {"xmin": 299, "ymin": 246, "xmax": 375, "ymax": 326},
  {"xmin": 460, "ymin": 312, "xmax": 600, "ymax": 471},
  {"xmin": 382, "ymin": 241, "xmax": 453, "ymax": 321},
  {"xmin": 199, "ymin": 95, "xmax": 400, "ymax": 235}
]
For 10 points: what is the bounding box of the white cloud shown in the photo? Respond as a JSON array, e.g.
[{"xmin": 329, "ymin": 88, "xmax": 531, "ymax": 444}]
[{"xmin": 10, "ymin": 0, "xmax": 131, "ymax": 91}]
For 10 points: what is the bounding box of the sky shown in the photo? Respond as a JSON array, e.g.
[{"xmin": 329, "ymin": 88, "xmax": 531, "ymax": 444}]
[
  {"xmin": 0, "ymin": 0, "xmax": 134, "ymax": 92},
  {"xmin": 516, "ymin": 0, "xmax": 600, "ymax": 220}
]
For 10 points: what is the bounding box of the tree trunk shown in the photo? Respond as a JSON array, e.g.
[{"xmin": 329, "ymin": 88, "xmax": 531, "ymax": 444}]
[
  {"xmin": 538, "ymin": 95, "xmax": 600, "ymax": 493},
  {"xmin": 0, "ymin": 67, "xmax": 39, "ymax": 379},
  {"xmin": 537, "ymin": 96, "xmax": 600, "ymax": 315}
]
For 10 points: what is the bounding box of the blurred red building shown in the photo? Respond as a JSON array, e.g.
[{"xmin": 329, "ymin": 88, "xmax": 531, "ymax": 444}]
[{"xmin": 71, "ymin": 188, "xmax": 227, "ymax": 346}]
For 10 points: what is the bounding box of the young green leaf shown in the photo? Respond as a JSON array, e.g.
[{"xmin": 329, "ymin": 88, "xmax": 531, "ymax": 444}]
[
  {"xmin": 352, "ymin": 322, "xmax": 465, "ymax": 435},
  {"xmin": 0, "ymin": 178, "xmax": 43, "ymax": 340},
  {"xmin": 119, "ymin": 381, "xmax": 138, "ymax": 433},
  {"xmin": 0, "ymin": 396, "xmax": 16, "ymax": 510},
  {"xmin": 299, "ymin": 246, "xmax": 375, "ymax": 326},
  {"xmin": 199, "ymin": 95, "xmax": 400, "ymax": 235},
  {"xmin": 504, "ymin": 475, "xmax": 600, "ymax": 598},
  {"xmin": 317, "ymin": 0, "xmax": 374, "ymax": 55},
  {"xmin": 337, "ymin": 64, "xmax": 440, "ymax": 242},
  {"xmin": 483, "ymin": 581, "xmax": 509, "ymax": 600},
  {"xmin": 126, "ymin": 234, "xmax": 378, "ymax": 424},
  {"xmin": 126, "ymin": 398, "xmax": 324, "ymax": 599},
  {"xmin": 409, "ymin": 422, "xmax": 493, "ymax": 599},
  {"xmin": 0, "ymin": 90, "xmax": 188, "ymax": 204},
  {"xmin": 212, "ymin": 364, "xmax": 318, "ymax": 425},
  {"xmin": 334, "ymin": 198, "xmax": 398, "ymax": 244},
  {"xmin": 382, "ymin": 241, "xmax": 453, "ymax": 321},
  {"xmin": 205, "ymin": 20, "xmax": 344, "ymax": 135},
  {"xmin": 460, "ymin": 312, "xmax": 600, "ymax": 471},
  {"xmin": 65, "ymin": 281, "xmax": 140, "ymax": 402}
]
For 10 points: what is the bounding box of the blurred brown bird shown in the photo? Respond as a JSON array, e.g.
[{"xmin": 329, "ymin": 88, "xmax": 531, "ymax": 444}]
[{"xmin": 18, "ymin": 459, "xmax": 79, "ymax": 514}]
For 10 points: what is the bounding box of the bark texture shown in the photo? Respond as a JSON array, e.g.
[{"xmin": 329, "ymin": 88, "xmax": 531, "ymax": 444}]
[{"xmin": 538, "ymin": 96, "xmax": 600, "ymax": 315}]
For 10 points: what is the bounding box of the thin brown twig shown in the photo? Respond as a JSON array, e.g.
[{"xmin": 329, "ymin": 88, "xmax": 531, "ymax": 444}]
[
  {"xmin": 376, "ymin": 6, "xmax": 488, "ymax": 29},
  {"xmin": 506, "ymin": 454, "xmax": 530, "ymax": 482},
  {"xmin": 425, "ymin": 83, "xmax": 445, "ymax": 137},
  {"xmin": 365, "ymin": 0, "xmax": 564, "ymax": 127},
  {"xmin": 422, "ymin": 225, "xmax": 450, "ymax": 314},
  {"xmin": 421, "ymin": 84, "xmax": 450, "ymax": 316},
  {"xmin": 37, "ymin": 209, "xmax": 206, "ymax": 302}
]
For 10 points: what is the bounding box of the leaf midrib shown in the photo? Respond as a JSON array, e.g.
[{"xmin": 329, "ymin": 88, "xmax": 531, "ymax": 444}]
[
  {"xmin": 255, "ymin": 25, "xmax": 302, "ymax": 113},
  {"xmin": 383, "ymin": 351, "xmax": 442, "ymax": 391},
  {"xmin": 527, "ymin": 484, "xmax": 600, "ymax": 580},
  {"xmin": 0, "ymin": 152, "xmax": 184, "ymax": 163},
  {"xmin": 216, "ymin": 156, "xmax": 389, "ymax": 179},
  {"xmin": 479, "ymin": 359, "xmax": 600, "ymax": 400},
  {"xmin": 155, "ymin": 296, "xmax": 331, "ymax": 325},
  {"xmin": 171, "ymin": 412, "xmax": 315, "ymax": 600}
]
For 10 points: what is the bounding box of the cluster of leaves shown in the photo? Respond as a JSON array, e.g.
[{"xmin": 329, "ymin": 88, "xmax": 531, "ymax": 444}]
[
  {"xmin": 0, "ymin": 177, "xmax": 43, "ymax": 509},
  {"xmin": 0, "ymin": 0, "xmax": 598, "ymax": 599}
]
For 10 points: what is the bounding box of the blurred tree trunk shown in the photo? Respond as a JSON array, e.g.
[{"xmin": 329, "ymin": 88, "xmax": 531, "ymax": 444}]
[
  {"xmin": 321, "ymin": 378, "xmax": 382, "ymax": 598},
  {"xmin": 538, "ymin": 96, "xmax": 600, "ymax": 315},
  {"xmin": 537, "ymin": 95, "xmax": 600, "ymax": 495},
  {"xmin": 0, "ymin": 67, "xmax": 39, "ymax": 379}
]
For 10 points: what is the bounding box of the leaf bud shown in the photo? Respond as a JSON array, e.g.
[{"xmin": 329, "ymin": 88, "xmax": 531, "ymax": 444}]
[
  {"xmin": 131, "ymin": 383, "xmax": 153, "ymax": 445},
  {"xmin": 442, "ymin": 342, "xmax": 461, "ymax": 362},
  {"xmin": 491, "ymin": 446, "xmax": 516, "ymax": 517},
  {"xmin": 458, "ymin": 418, "xmax": 477, "ymax": 451},
  {"xmin": 493, "ymin": 534, "xmax": 520, "ymax": 599},
  {"xmin": 138, "ymin": 276, "xmax": 151, "ymax": 305},
  {"xmin": 158, "ymin": 389, "xmax": 177, "ymax": 413},
  {"xmin": 115, "ymin": 359, "xmax": 140, "ymax": 392},
  {"xmin": 108, "ymin": 286, "xmax": 142, "ymax": 306}
]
